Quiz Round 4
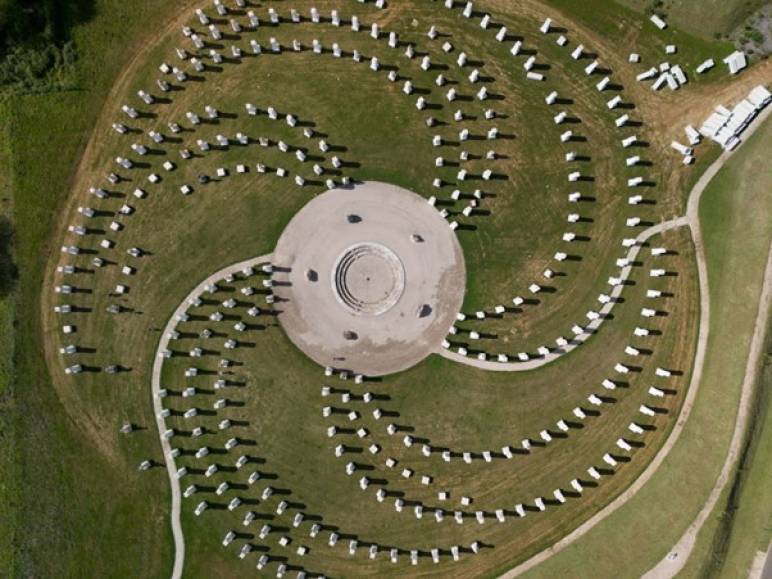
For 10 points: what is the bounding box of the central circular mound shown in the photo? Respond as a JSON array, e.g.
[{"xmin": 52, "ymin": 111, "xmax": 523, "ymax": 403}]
[
  {"xmin": 332, "ymin": 243, "xmax": 405, "ymax": 316},
  {"xmin": 272, "ymin": 181, "xmax": 466, "ymax": 376}
]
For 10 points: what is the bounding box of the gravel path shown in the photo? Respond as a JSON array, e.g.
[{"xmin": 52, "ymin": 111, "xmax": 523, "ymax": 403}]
[
  {"xmin": 438, "ymin": 216, "xmax": 687, "ymax": 371},
  {"xmin": 498, "ymin": 107, "xmax": 771, "ymax": 578},
  {"xmin": 644, "ymin": 247, "xmax": 772, "ymax": 578},
  {"xmin": 641, "ymin": 105, "xmax": 772, "ymax": 579},
  {"xmin": 152, "ymin": 254, "xmax": 273, "ymax": 579}
]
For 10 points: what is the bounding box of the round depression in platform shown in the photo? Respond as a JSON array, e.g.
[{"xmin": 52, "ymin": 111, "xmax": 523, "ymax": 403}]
[
  {"xmin": 331, "ymin": 242, "xmax": 406, "ymax": 316},
  {"xmin": 272, "ymin": 181, "xmax": 466, "ymax": 376}
]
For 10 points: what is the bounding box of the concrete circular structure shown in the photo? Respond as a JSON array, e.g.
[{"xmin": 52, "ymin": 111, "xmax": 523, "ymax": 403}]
[
  {"xmin": 332, "ymin": 242, "xmax": 406, "ymax": 316},
  {"xmin": 272, "ymin": 181, "xmax": 466, "ymax": 376}
]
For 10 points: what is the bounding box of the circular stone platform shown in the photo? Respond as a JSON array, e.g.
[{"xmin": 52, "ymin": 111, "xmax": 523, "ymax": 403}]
[
  {"xmin": 272, "ymin": 181, "xmax": 466, "ymax": 376},
  {"xmin": 332, "ymin": 242, "xmax": 406, "ymax": 316}
]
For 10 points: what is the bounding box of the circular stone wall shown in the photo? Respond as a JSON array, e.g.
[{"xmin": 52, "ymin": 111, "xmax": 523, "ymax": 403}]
[
  {"xmin": 272, "ymin": 181, "xmax": 466, "ymax": 376},
  {"xmin": 332, "ymin": 242, "xmax": 406, "ymax": 316}
]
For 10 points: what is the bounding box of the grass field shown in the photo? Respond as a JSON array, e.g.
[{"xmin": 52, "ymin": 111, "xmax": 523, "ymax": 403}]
[
  {"xmin": 0, "ymin": 100, "xmax": 18, "ymax": 577},
  {"xmin": 701, "ymin": 342, "xmax": 772, "ymax": 579},
  {"xmin": 554, "ymin": 0, "xmax": 730, "ymax": 61},
  {"xmin": 0, "ymin": 294, "xmax": 14, "ymax": 575},
  {"xmin": 659, "ymin": 116, "xmax": 772, "ymax": 579},
  {"xmin": 38, "ymin": 1, "xmax": 705, "ymax": 576},
  {"xmin": 617, "ymin": 0, "xmax": 768, "ymax": 41},
  {"xmin": 520, "ymin": 116, "xmax": 772, "ymax": 579},
  {"xmin": 4, "ymin": 0, "xmax": 757, "ymax": 577},
  {"xmin": 155, "ymin": 224, "xmax": 698, "ymax": 577},
  {"xmin": 6, "ymin": 1, "xmax": 198, "ymax": 575}
]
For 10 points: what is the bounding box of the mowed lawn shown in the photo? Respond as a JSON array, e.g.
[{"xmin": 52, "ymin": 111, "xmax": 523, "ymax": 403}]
[
  {"xmin": 617, "ymin": 0, "xmax": 768, "ymax": 40},
  {"xmin": 520, "ymin": 117, "xmax": 772, "ymax": 579},
  {"xmin": 0, "ymin": 101, "xmax": 17, "ymax": 575},
  {"xmin": 5, "ymin": 0, "xmax": 732, "ymax": 577},
  {"xmin": 162, "ymin": 226, "xmax": 698, "ymax": 578},
  {"xmin": 39, "ymin": 1, "xmax": 703, "ymax": 577},
  {"xmin": 6, "ymin": 1, "xmax": 199, "ymax": 577},
  {"xmin": 665, "ymin": 116, "xmax": 772, "ymax": 579},
  {"xmin": 548, "ymin": 0, "xmax": 732, "ymax": 74}
]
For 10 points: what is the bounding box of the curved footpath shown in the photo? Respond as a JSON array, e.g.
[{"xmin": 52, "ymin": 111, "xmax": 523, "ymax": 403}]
[
  {"xmin": 644, "ymin": 247, "xmax": 772, "ymax": 578},
  {"xmin": 152, "ymin": 254, "xmax": 273, "ymax": 579},
  {"xmin": 152, "ymin": 110, "xmax": 771, "ymax": 579},
  {"xmin": 438, "ymin": 217, "xmax": 687, "ymax": 371},
  {"xmin": 499, "ymin": 107, "xmax": 771, "ymax": 578},
  {"xmin": 641, "ymin": 106, "xmax": 772, "ymax": 579}
]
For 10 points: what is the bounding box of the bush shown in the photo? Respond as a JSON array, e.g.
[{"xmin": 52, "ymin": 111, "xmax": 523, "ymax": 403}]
[
  {"xmin": 747, "ymin": 28, "xmax": 764, "ymax": 44},
  {"xmin": 0, "ymin": 217, "xmax": 17, "ymax": 298},
  {"xmin": 0, "ymin": 0, "xmax": 91, "ymax": 94},
  {"xmin": 0, "ymin": 41, "xmax": 75, "ymax": 94}
]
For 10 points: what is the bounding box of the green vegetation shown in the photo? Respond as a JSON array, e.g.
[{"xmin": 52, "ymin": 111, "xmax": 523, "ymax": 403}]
[
  {"xmin": 712, "ymin": 339, "xmax": 772, "ymax": 578},
  {"xmin": 0, "ymin": 0, "xmax": 94, "ymax": 94},
  {"xmin": 157, "ymin": 226, "xmax": 697, "ymax": 577},
  {"xmin": 616, "ymin": 0, "xmax": 769, "ymax": 41},
  {"xmin": 0, "ymin": 295, "xmax": 14, "ymax": 576},
  {"xmin": 4, "ymin": 0, "xmax": 754, "ymax": 576},
  {"xmin": 0, "ymin": 41, "xmax": 76, "ymax": 94},
  {"xmin": 6, "ymin": 1, "xmax": 198, "ymax": 575},
  {"xmin": 521, "ymin": 117, "xmax": 772, "ymax": 579},
  {"xmin": 734, "ymin": 4, "xmax": 772, "ymax": 57},
  {"xmin": 667, "ymin": 117, "xmax": 772, "ymax": 579},
  {"xmin": 549, "ymin": 0, "xmax": 733, "ymax": 77},
  {"xmin": 0, "ymin": 99, "xmax": 17, "ymax": 576},
  {"xmin": 32, "ymin": 1, "xmax": 703, "ymax": 576},
  {"xmin": 697, "ymin": 336, "xmax": 771, "ymax": 578}
]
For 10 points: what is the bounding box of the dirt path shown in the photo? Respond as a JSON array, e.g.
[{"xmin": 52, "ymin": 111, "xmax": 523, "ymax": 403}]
[
  {"xmin": 498, "ymin": 107, "xmax": 771, "ymax": 579},
  {"xmin": 750, "ymin": 543, "xmax": 772, "ymax": 579},
  {"xmin": 152, "ymin": 254, "xmax": 272, "ymax": 579}
]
